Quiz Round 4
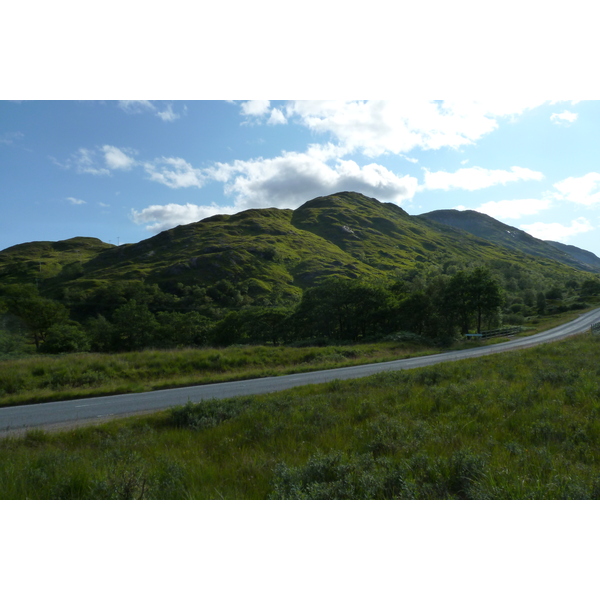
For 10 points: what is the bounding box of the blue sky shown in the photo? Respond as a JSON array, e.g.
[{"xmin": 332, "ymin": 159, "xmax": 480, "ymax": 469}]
[{"xmin": 3, "ymin": 99, "xmax": 600, "ymax": 256}]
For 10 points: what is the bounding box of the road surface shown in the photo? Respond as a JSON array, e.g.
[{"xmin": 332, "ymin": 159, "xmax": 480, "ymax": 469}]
[{"xmin": 2, "ymin": 307, "xmax": 600, "ymax": 435}]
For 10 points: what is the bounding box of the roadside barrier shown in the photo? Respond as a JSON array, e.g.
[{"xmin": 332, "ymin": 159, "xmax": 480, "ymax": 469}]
[
  {"xmin": 591, "ymin": 322, "xmax": 600, "ymax": 335},
  {"xmin": 465, "ymin": 326, "xmax": 523, "ymax": 340}
]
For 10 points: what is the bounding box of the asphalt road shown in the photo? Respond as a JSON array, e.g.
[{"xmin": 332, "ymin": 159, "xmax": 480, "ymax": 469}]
[{"xmin": 2, "ymin": 307, "xmax": 600, "ymax": 435}]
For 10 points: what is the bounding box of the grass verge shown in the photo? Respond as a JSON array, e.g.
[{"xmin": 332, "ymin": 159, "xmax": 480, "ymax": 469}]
[
  {"xmin": 2, "ymin": 332, "xmax": 600, "ymax": 499},
  {"xmin": 0, "ymin": 305, "xmax": 596, "ymax": 409}
]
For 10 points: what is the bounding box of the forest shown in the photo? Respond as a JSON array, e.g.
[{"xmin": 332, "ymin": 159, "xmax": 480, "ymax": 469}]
[{"xmin": 2, "ymin": 259, "xmax": 599, "ymax": 357}]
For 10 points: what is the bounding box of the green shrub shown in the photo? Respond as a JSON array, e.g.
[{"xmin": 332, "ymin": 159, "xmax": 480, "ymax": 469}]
[
  {"xmin": 169, "ymin": 398, "xmax": 253, "ymax": 431},
  {"xmin": 40, "ymin": 323, "xmax": 91, "ymax": 354}
]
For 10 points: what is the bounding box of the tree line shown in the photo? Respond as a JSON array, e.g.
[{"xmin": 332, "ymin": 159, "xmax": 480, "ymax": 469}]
[{"xmin": 1, "ymin": 264, "xmax": 599, "ymax": 355}]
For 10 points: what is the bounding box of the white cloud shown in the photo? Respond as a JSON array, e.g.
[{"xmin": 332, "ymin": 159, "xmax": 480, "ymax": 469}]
[
  {"xmin": 553, "ymin": 173, "xmax": 600, "ymax": 205},
  {"xmin": 57, "ymin": 146, "xmax": 139, "ymax": 175},
  {"xmin": 131, "ymin": 203, "xmax": 237, "ymax": 232},
  {"xmin": 520, "ymin": 217, "xmax": 594, "ymax": 242},
  {"xmin": 66, "ymin": 196, "xmax": 86, "ymax": 205},
  {"xmin": 267, "ymin": 108, "xmax": 287, "ymax": 125},
  {"xmin": 240, "ymin": 100, "xmax": 271, "ymax": 116},
  {"xmin": 118, "ymin": 100, "xmax": 184, "ymax": 121},
  {"xmin": 143, "ymin": 157, "xmax": 206, "ymax": 189},
  {"xmin": 422, "ymin": 166, "xmax": 544, "ymax": 191},
  {"xmin": 156, "ymin": 104, "xmax": 180, "ymax": 122},
  {"xmin": 285, "ymin": 100, "xmax": 546, "ymax": 157},
  {"xmin": 133, "ymin": 148, "xmax": 418, "ymax": 231},
  {"xmin": 119, "ymin": 100, "xmax": 155, "ymax": 113},
  {"xmin": 71, "ymin": 148, "xmax": 110, "ymax": 176},
  {"xmin": 239, "ymin": 101, "xmax": 288, "ymax": 126},
  {"xmin": 551, "ymin": 110, "xmax": 578, "ymax": 125},
  {"xmin": 209, "ymin": 151, "xmax": 418, "ymax": 209},
  {"xmin": 474, "ymin": 198, "xmax": 552, "ymax": 220},
  {"xmin": 102, "ymin": 145, "xmax": 137, "ymax": 170}
]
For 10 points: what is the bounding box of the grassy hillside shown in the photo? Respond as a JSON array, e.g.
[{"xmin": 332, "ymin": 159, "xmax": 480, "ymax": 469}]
[
  {"xmin": 419, "ymin": 208, "xmax": 600, "ymax": 273},
  {"xmin": 546, "ymin": 240, "xmax": 600, "ymax": 271},
  {"xmin": 1, "ymin": 193, "xmax": 593, "ymax": 308},
  {"xmin": 0, "ymin": 237, "xmax": 114, "ymax": 286}
]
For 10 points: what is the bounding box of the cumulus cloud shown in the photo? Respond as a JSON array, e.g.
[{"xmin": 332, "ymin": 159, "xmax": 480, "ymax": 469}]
[
  {"xmin": 553, "ymin": 173, "xmax": 600, "ymax": 205},
  {"xmin": 551, "ymin": 110, "xmax": 578, "ymax": 125},
  {"xmin": 520, "ymin": 217, "xmax": 594, "ymax": 242},
  {"xmin": 132, "ymin": 148, "xmax": 418, "ymax": 231},
  {"xmin": 143, "ymin": 157, "xmax": 206, "ymax": 189},
  {"xmin": 285, "ymin": 100, "xmax": 546, "ymax": 157},
  {"xmin": 239, "ymin": 101, "xmax": 288, "ymax": 126},
  {"xmin": 209, "ymin": 151, "xmax": 418, "ymax": 209},
  {"xmin": 131, "ymin": 203, "xmax": 237, "ymax": 233},
  {"xmin": 474, "ymin": 198, "xmax": 552, "ymax": 220},
  {"xmin": 422, "ymin": 166, "xmax": 544, "ymax": 191},
  {"xmin": 66, "ymin": 197, "xmax": 86, "ymax": 205},
  {"xmin": 102, "ymin": 145, "xmax": 137, "ymax": 170},
  {"xmin": 240, "ymin": 100, "xmax": 271, "ymax": 116},
  {"xmin": 267, "ymin": 108, "xmax": 287, "ymax": 125}
]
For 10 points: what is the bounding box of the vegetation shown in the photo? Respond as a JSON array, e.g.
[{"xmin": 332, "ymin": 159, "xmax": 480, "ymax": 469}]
[
  {"xmin": 0, "ymin": 340, "xmax": 435, "ymax": 407},
  {"xmin": 420, "ymin": 209, "xmax": 600, "ymax": 272},
  {"xmin": 1, "ymin": 190, "xmax": 600, "ymax": 413},
  {"xmin": 3, "ymin": 191, "xmax": 600, "ymax": 500},
  {"xmin": 2, "ymin": 192, "xmax": 597, "ymax": 312},
  {"xmin": 3, "ymin": 333, "xmax": 600, "ymax": 499},
  {"xmin": 2, "ymin": 259, "xmax": 596, "ymax": 359}
]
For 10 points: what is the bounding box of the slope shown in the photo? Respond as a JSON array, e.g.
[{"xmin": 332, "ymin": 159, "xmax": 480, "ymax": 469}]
[
  {"xmin": 0, "ymin": 193, "xmax": 594, "ymax": 308},
  {"xmin": 545, "ymin": 240, "xmax": 600, "ymax": 271},
  {"xmin": 419, "ymin": 209, "xmax": 600, "ymax": 273}
]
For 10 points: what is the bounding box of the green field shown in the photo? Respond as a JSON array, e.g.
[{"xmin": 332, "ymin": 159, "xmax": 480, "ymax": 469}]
[{"xmin": 2, "ymin": 329, "xmax": 600, "ymax": 499}]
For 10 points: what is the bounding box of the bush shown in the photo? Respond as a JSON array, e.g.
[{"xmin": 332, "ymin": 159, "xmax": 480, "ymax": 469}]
[
  {"xmin": 504, "ymin": 313, "xmax": 525, "ymax": 325},
  {"xmin": 269, "ymin": 452, "xmax": 387, "ymax": 500},
  {"xmin": 169, "ymin": 398, "xmax": 253, "ymax": 431},
  {"xmin": 40, "ymin": 323, "xmax": 90, "ymax": 354},
  {"xmin": 383, "ymin": 331, "xmax": 434, "ymax": 345}
]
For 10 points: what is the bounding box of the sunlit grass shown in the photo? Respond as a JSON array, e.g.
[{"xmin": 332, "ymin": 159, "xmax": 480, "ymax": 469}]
[{"xmin": 3, "ymin": 332, "xmax": 600, "ymax": 499}]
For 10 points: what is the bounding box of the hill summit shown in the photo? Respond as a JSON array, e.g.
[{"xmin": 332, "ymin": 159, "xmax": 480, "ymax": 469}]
[{"xmin": 1, "ymin": 192, "xmax": 599, "ymax": 307}]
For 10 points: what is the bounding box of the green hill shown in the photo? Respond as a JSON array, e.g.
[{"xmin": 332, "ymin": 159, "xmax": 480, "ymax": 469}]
[
  {"xmin": 419, "ymin": 209, "xmax": 600, "ymax": 273},
  {"xmin": 0, "ymin": 192, "xmax": 596, "ymax": 307},
  {"xmin": 0, "ymin": 237, "xmax": 115, "ymax": 286}
]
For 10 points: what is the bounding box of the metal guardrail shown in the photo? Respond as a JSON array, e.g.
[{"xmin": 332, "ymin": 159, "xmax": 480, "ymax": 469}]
[{"xmin": 465, "ymin": 326, "xmax": 523, "ymax": 340}]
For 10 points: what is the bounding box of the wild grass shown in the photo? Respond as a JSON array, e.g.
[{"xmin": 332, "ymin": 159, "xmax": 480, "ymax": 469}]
[
  {"xmin": 3, "ymin": 332, "xmax": 600, "ymax": 499},
  {"xmin": 0, "ymin": 341, "xmax": 436, "ymax": 407},
  {"xmin": 1, "ymin": 305, "xmax": 592, "ymax": 408}
]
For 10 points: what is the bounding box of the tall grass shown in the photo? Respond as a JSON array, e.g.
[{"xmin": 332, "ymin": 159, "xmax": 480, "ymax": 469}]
[
  {"xmin": 0, "ymin": 341, "xmax": 434, "ymax": 407},
  {"xmin": 2, "ymin": 333, "xmax": 600, "ymax": 499}
]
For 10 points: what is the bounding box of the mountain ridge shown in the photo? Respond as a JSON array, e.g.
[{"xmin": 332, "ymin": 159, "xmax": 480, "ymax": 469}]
[
  {"xmin": 1, "ymin": 193, "xmax": 599, "ymax": 308},
  {"xmin": 419, "ymin": 208, "xmax": 600, "ymax": 274}
]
